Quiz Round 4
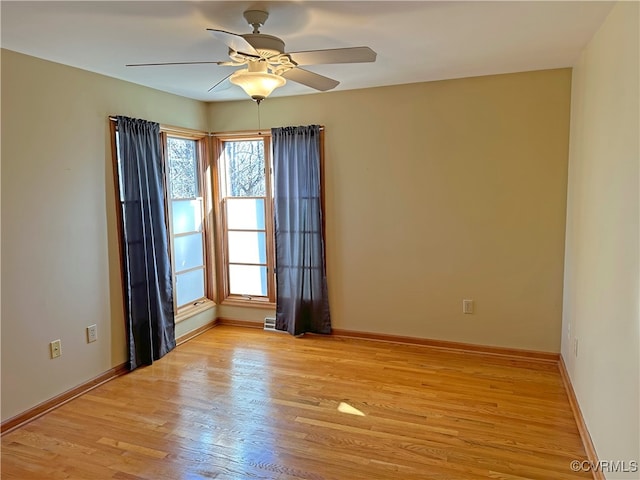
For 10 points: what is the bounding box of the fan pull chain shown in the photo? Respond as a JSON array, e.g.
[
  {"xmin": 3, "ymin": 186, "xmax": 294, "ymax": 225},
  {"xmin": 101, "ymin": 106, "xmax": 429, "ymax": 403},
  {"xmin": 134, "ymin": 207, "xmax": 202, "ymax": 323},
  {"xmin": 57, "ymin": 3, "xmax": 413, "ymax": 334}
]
[{"xmin": 256, "ymin": 101, "xmax": 261, "ymax": 131}]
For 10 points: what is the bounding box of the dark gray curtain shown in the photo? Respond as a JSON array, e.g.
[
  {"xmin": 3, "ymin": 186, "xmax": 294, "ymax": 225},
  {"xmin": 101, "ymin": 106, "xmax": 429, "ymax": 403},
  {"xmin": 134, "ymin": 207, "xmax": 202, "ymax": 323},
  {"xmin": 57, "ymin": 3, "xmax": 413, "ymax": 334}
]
[
  {"xmin": 272, "ymin": 125, "xmax": 331, "ymax": 335},
  {"xmin": 116, "ymin": 116, "xmax": 175, "ymax": 370}
]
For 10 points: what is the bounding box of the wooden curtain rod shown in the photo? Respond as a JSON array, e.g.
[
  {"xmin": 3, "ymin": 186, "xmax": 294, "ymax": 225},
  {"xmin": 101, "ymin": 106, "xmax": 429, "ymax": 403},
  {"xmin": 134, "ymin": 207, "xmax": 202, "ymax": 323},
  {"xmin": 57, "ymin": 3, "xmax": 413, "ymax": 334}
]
[
  {"xmin": 109, "ymin": 117, "xmax": 324, "ymax": 136},
  {"xmin": 109, "ymin": 116, "xmax": 205, "ymax": 136},
  {"xmin": 211, "ymin": 126, "xmax": 325, "ymax": 137}
]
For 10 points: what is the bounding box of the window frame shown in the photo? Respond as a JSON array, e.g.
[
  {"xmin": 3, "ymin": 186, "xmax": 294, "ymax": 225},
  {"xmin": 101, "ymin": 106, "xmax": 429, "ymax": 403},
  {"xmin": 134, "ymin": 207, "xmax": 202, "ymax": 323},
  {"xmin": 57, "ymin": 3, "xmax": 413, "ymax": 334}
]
[
  {"xmin": 161, "ymin": 129, "xmax": 217, "ymax": 318},
  {"xmin": 212, "ymin": 131, "xmax": 276, "ymax": 308}
]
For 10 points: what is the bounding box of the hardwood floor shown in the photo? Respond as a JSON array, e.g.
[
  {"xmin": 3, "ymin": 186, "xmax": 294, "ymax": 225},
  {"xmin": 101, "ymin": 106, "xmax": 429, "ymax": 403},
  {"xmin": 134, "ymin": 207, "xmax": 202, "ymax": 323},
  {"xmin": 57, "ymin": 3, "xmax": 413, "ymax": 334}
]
[{"xmin": 1, "ymin": 326, "xmax": 591, "ymax": 480}]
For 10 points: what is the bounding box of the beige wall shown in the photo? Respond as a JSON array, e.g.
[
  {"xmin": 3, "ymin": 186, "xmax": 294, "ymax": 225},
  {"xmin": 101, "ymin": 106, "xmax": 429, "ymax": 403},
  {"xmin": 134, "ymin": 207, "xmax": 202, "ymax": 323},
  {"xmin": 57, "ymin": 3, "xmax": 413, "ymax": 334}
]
[
  {"xmin": 210, "ymin": 68, "xmax": 572, "ymax": 353},
  {"xmin": 562, "ymin": 2, "xmax": 640, "ymax": 476},
  {"xmin": 1, "ymin": 50, "xmax": 214, "ymax": 421}
]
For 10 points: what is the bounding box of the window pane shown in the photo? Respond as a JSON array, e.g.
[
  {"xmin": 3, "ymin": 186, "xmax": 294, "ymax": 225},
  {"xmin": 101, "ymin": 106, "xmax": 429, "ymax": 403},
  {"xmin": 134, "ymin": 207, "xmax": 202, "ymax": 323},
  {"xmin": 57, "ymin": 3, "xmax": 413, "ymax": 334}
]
[
  {"xmin": 176, "ymin": 269, "xmax": 205, "ymax": 306},
  {"xmin": 226, "ymin": 198, "xmax": 265, "ymax": 230},
  {"xmin": 223, "ymin": 140, "xmax": 265, "ymax": 197},
  {"xmin": 172, "ymin": 199, "xmax": 202, "ymax": 234},
  {"xmin": 228, "ymin": 231, "xmax": 266, "ymax": 264},
  {"xmin": 173, "ymin": 233, "xmax": 204, "ymax": 272},
  {"xmin": 168, "ymin": 137, "xmax": 198, "ymax": 199},
  {"xmin": 229, "ymin": 265, "xmax": 267, "ymax": 296}
]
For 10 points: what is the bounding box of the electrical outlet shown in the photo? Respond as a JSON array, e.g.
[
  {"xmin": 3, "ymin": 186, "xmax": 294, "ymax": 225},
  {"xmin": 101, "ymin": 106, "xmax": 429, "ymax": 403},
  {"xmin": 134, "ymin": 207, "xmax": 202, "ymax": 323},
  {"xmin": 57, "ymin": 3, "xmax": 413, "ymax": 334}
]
[
  {"xmin": 50, "ymin": 339, "xmax": 62, "ymax": 359},
  {"xmin": 463, "ymin": 299, "xmax": 474, "ymax": 314},
  {"xmin": 87, "ymin": 324, "xmax": 97, "ymax": 343},
  {"xmin": 573, "ymin": 338, "xmax": 579, "ymax": 357}
]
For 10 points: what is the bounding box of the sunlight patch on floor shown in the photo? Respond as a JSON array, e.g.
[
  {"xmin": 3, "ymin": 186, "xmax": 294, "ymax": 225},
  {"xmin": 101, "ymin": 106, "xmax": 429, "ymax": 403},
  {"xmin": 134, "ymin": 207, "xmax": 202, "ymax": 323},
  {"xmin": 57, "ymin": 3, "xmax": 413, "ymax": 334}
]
[{"xmin": 338, "ymin": 401, "xmax": 365, "ymax": 416}]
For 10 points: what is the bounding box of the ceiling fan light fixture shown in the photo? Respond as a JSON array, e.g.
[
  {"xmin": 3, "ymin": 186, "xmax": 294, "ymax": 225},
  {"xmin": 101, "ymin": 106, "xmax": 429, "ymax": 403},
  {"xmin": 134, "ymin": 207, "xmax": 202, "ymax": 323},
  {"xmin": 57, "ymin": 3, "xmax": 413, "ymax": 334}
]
[{"xmin": 229, "ymin": 61, "xmax": 286, "ymax": 103}]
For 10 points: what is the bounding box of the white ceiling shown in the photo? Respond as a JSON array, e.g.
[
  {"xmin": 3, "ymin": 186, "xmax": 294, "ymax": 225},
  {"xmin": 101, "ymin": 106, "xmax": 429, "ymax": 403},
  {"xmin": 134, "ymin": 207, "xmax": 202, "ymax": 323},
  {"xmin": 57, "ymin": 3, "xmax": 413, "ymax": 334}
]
[{"xmin": 1, "ymin": 1, "xmax": 614, "ymax": 102}]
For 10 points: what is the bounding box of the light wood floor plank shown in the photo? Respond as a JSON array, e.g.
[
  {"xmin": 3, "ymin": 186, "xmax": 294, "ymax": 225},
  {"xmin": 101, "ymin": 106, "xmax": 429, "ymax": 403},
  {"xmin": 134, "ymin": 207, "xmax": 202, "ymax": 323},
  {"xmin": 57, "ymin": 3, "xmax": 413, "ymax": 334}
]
[{"xmin": 2, "ymin": 325, "xmax": 591, "ymax": 479}]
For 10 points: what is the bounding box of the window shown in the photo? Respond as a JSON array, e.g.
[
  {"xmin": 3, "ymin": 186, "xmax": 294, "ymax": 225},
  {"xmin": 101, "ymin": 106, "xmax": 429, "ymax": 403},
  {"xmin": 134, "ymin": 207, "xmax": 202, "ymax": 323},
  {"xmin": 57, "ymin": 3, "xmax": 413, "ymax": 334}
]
[
  {"xmin": 165, "ymin": 135, "xmax": 211, "ymax": 311},
  {"xmin": 214, "ymin": 134, "xmax": 275, "ymax": 305}
]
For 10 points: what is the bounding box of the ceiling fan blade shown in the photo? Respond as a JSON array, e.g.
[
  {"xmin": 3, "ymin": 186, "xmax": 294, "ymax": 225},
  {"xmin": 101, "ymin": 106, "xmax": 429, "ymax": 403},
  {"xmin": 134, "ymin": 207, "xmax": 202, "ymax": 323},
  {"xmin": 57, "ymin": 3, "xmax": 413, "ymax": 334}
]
[
  {"xmin": 281, "ymin": 68, "xmax": 339, "ymax": 92},
  {"xmin": 287, "ymin": 47, "xmax": 376, "ymax": 66},
  {"xmin": 207, "ymin": 29, "xmax": 259, "ymax": 57},
  {"xmin": 208, "ymin": 73, "xmax": 233, "ymax": 93},
  {"xmin": 126, "ymin": 61, "xmax": 226, "ymax": 67}
]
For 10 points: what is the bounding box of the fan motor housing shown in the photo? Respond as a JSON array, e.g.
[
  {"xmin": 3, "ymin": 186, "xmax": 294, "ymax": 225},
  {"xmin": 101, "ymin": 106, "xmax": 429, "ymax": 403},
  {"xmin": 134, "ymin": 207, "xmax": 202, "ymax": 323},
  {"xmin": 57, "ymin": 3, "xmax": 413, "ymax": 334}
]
[{"xmin": 242, "ymin": 33, "xmax": 285, "ymax": 58}]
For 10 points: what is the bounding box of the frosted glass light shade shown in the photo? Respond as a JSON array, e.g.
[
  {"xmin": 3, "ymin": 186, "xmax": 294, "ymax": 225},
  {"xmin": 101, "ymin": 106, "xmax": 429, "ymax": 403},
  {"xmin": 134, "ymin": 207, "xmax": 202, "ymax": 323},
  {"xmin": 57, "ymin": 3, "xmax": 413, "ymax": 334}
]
[{"xmin": 230, "ymin": 62, "xmax": 286, "ymax": 102}]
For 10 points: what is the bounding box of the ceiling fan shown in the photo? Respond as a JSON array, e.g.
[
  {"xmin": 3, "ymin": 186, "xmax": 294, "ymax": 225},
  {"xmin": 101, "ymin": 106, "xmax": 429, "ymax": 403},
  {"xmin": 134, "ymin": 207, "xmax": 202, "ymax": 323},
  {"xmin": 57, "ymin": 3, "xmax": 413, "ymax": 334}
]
[{"xmin": 127, "ymin": 9, "xmax": 377, "ymax": 103}]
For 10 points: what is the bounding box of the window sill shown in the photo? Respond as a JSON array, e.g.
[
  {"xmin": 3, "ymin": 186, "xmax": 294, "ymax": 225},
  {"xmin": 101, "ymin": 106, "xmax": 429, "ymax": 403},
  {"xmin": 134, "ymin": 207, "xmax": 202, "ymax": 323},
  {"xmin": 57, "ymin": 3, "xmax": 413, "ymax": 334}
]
[
  {"xmin": 221, "ymin": 297, "xmax": 276, "ymax": 309},
  {"xmin": 175, "ymin": 299, "xmax": 216, "ymax": 324}
]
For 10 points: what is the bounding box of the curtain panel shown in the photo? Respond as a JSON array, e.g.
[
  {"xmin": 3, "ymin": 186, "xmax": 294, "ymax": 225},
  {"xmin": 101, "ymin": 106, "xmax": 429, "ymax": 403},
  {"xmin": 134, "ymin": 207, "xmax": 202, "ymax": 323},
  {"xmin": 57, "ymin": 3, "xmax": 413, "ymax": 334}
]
[
  {"xmin": 272, "ymin": 125, "xmax": 331, "ymax": 335},
  {"xmin": 115, "ymin": 116, "xmax": 176, "ymax": 370}
]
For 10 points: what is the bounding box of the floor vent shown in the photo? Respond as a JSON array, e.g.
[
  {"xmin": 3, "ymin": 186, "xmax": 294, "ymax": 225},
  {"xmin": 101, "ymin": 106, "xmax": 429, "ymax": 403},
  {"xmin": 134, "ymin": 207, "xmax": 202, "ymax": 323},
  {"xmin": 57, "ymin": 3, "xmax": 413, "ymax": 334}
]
[{"xmin": 264, "ymin": 317, "xmax": 276, "ymax": 331}]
